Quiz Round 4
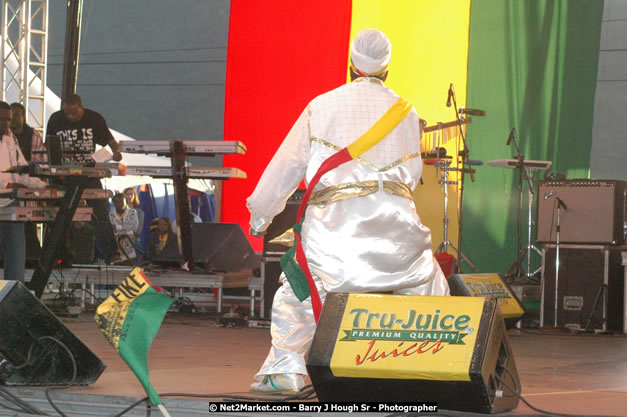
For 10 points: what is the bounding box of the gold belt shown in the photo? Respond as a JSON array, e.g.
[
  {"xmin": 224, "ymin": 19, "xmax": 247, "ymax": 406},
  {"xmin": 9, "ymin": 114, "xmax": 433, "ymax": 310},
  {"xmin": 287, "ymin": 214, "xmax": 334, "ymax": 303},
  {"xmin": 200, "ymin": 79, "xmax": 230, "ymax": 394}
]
[
  {"xmin": 269, "ymin": 181, "xmax": 413, "ymax": 247},
  {"xmin": 308, "ymin": 180, "xmax": 413, "ymax": 206}
]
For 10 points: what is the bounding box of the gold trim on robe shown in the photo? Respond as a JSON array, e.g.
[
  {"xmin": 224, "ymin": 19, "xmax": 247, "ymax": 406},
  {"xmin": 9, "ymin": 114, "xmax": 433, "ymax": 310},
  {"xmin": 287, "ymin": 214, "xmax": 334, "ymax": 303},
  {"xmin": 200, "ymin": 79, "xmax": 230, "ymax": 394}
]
[
  {"xmin": 310, "ymin": 137, "xmax": 420, "ymax": 171},
  {"xmin": 268, "ymin": 181, "xmax": 413, "ymax": 248}
]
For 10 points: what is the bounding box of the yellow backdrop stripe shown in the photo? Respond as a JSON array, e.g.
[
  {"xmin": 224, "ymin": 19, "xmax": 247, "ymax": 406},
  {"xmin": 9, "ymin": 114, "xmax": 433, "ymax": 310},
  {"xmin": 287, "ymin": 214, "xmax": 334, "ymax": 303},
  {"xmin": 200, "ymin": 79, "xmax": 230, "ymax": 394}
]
[{"xmin": 350, "ymin": 0, "xmax": 471, "ymax": 253}]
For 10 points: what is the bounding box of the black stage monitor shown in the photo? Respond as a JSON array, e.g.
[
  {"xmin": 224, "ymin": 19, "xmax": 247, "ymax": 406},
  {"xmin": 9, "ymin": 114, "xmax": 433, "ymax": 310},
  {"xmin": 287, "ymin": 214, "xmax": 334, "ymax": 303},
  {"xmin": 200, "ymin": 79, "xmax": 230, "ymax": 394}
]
[
  {"xmin": 150, "ymin": 258, "xmax": 182, "ymax": 269},
  {"xmin": 0, "ymin": 281, "xmax": 105, "ymax": 386},
  {"xmin": 191, "ymin": 223, "xmax": 259, "ymax": 272}
]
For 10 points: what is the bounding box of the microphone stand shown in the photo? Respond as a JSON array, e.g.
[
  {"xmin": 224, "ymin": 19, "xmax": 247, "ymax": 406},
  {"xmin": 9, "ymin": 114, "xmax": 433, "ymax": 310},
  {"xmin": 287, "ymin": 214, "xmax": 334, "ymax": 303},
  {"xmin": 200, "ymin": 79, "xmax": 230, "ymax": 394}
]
[
  {"xmin": 505, "ymin": 129, "xmax": 538, "ymax": 280},
  {"xmin": 448, "ymin": 85, "xmax": 478, "ymax": 273},
  {"xmin": 553, "ymin": 198, "xmax": 563, "ymax": 327},
  {"xmin": 541, "ymin": 195, "xmax": 566, "ymax": 327}
]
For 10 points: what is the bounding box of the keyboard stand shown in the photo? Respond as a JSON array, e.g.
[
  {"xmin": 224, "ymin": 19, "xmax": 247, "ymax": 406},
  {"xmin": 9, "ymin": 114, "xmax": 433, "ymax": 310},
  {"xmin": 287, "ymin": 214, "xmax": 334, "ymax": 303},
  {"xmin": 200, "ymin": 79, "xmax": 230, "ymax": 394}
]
[{"xmin": 28, "ymin": 176, "xmax": 88, "ymax": 298}]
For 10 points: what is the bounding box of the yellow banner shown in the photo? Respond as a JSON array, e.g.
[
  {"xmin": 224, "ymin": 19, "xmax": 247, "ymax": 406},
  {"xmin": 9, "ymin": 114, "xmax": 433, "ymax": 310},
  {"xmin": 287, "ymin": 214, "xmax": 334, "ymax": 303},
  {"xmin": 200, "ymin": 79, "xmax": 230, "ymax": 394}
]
[
  {"xmin": 329, "ymin": 294, "xmax": 484, "ymax": 381},
  {"xmin": 350, "ymin": 0, "xmax": 471, "ymax": 254},
  {"xmin": 456, "ymin": 274, "xmax": 524, "ymax": 319},
  {"xmin": 94, "ymin": 268, "xmax": 153, "ymax": 350},
  {"xmin": 0, "ymin": 281, "xmax": 9, "ymax": 292}
]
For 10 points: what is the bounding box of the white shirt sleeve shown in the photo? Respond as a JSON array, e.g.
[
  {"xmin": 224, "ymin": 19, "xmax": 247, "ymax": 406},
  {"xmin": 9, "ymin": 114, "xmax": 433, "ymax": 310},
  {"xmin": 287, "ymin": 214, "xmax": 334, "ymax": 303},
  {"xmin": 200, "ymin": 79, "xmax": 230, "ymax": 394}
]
[
  {"xmin": 246, "ymin": 105, "xmax": 311, "ymax": 233},
  {"xmin": 13, "ymin": 136, "xmax": 46, "ymax": 188}
]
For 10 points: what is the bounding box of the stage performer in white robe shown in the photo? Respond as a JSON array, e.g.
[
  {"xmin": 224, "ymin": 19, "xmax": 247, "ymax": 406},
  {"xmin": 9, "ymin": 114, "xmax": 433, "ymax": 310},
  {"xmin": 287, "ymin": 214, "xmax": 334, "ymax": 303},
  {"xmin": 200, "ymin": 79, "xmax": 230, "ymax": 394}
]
[{"xmin": 246, "ymin": 29, "xmax": 450, "ymax": 393}]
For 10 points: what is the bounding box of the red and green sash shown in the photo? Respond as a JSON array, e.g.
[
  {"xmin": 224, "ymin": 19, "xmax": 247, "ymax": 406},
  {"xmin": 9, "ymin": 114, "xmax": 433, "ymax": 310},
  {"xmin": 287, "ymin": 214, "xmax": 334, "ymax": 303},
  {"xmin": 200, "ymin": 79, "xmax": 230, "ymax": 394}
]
[{"xmin": 280, "ymin": 96, "xmax": 413, "ymax": 323}]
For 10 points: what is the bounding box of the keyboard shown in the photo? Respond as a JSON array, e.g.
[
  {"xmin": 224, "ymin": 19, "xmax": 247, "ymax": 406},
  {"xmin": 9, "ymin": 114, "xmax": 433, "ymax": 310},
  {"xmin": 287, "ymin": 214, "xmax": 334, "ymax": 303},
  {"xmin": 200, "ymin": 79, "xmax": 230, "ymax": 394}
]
[
  {"xmin": 3, "ymin": 164, "xmax": 112, "ymax": 178},
  {"xmin": 119, "ymin": 140, "xmax": 247, "ymax": 156},
  {"xmin": 120, "ymin": 166, "xmax": 247, "ymax": 179},
  {"xmin": 0, "ymin": 188, "xmax": 113, "ymax": 200},
  {"xmin": 0, "ymin": 206, "xmax": 93, "ymax": 222}
]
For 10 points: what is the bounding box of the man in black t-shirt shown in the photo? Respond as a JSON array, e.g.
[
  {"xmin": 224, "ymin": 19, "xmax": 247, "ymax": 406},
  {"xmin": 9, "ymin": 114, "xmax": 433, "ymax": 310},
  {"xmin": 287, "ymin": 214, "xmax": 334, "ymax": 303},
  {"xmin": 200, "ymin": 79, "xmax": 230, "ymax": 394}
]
[
  {"xmin": 46, "ymin": 94, "xmax": 122, "ymax": 164},
  {"xmin": 45, "ymin": 94, "xmax": 122, "ymax": 263}
]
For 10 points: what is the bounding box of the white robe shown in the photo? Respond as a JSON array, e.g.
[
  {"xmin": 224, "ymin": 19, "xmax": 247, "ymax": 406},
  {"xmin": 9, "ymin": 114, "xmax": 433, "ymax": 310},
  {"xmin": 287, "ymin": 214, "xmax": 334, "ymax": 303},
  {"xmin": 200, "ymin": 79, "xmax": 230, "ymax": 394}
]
[{"xmin": 247, "ymin": 77, "xmax": 449, "ymax": 378}]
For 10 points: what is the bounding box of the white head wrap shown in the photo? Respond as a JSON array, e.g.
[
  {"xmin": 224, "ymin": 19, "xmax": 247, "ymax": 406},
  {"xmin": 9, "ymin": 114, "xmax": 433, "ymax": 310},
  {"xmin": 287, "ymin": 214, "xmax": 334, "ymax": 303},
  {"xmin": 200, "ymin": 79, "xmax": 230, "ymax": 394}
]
[{"xmin": 350, "ymin": 29, "xmax": 392, "ymax": 76}]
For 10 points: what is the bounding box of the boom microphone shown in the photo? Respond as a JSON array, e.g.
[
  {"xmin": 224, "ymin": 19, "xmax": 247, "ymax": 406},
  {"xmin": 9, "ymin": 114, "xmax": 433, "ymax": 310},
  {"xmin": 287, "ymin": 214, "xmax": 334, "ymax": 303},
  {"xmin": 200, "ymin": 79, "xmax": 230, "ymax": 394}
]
[
  {"xmin": 459, "ymin": 107, "xmax": 486, "ymax": 117},
  {"xmin": 555, "ymin": 197, "xmax": 568, "ymax": 210},
  {"xmin": 446, "ymin": 84, "xmax": 453, "ymax": 107},
  {"xmin": 506, "ymin": 128, "xmax": 515, "ymax": 146}
]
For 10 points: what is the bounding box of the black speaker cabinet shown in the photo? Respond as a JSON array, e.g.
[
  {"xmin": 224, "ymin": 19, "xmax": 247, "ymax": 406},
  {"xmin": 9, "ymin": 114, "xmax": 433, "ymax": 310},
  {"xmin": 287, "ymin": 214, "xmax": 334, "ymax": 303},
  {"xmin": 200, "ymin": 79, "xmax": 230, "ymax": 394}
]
[
  {"xmin": 263, "ymin": 189, "xmax": 304, "ymax": 255},
  {"xmin": 537, "ymin": 180, "xmax": 626, "ymax": 245},
  {"xmin": 307, "ymin": 293, "xmax": 520, "ymax": 414},
  {"xmin": 191, "ymin": 223, "xmax": 259, "ymax": 272},
  {"xmin": 541, "ymin": 245, "xmax": 624, "ymax": 331},
  {"xmin": 0, "ymin": 281, "xmax": 105, "ymax": 386}
]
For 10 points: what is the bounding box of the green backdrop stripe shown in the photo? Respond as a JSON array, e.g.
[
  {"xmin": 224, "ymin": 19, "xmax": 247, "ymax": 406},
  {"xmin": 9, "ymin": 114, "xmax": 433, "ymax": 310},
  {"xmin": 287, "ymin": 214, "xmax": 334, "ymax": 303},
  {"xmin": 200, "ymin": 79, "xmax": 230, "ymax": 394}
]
[{"xmin": 463, "ymin": 0, "xmax": 604, "ymax": 274}]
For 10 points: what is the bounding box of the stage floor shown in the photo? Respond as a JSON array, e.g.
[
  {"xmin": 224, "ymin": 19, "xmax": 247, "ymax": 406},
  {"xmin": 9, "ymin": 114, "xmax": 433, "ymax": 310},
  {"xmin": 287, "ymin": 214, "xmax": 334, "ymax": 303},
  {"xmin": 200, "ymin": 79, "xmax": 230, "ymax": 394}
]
[{"xmin": 4, "ymin": 312, "xmax": 627, "ymax": 416}]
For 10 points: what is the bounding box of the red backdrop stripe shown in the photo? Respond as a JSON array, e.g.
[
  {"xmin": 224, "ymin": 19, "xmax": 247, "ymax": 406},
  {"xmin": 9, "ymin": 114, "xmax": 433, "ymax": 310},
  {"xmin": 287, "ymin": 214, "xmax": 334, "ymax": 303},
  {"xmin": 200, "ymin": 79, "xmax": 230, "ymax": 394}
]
[{"xmin": 222, "ymin": 0, "xmax": 352, "ymax": 252}]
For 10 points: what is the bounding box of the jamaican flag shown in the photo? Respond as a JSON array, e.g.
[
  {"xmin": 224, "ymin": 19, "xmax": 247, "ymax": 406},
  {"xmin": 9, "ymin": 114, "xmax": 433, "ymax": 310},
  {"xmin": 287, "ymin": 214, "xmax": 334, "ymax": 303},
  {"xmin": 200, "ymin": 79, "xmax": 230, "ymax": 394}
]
[{"xmin": 94, "ymin": 267, "xmax": 174, "ymax": 405}]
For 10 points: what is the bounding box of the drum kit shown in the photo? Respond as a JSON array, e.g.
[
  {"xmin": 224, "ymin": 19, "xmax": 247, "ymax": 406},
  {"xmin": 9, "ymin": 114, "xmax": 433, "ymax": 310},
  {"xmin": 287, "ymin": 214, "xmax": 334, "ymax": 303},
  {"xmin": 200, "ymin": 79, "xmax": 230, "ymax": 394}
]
[
  {"xmin": 422, "ymin": 145, "xmax": 478, "ymax": 273},
  {"xmin": 424, "ymin": 85, "xmax": 552, "ymax": 278},
  {"xmin": 422, "ymin": 83, "xmax": 479, "ymax": 273}
]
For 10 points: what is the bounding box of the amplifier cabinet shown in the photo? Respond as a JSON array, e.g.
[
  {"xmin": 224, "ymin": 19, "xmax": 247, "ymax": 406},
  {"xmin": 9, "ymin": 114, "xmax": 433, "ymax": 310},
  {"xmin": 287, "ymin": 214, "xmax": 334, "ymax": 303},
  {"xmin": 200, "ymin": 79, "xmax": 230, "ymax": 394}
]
[
  {"xmin": 540, "ymin": 244, "xmax": 624, "ymax": 332},
  {"xmin": 536, "ymin": 179, "xmax": 626, "ymax": 245},
  {"xmin": 263, "ymin": 189, "xmax": 304, "ymax": 255}
]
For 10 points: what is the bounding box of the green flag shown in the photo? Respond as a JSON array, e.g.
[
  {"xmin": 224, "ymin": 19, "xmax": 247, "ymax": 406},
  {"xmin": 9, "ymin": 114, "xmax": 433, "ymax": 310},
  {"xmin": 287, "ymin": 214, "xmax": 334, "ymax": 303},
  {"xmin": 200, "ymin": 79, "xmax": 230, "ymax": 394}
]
[{"xmin": 94, "ymin": 267, "xmax": 174, "ymax": 405}]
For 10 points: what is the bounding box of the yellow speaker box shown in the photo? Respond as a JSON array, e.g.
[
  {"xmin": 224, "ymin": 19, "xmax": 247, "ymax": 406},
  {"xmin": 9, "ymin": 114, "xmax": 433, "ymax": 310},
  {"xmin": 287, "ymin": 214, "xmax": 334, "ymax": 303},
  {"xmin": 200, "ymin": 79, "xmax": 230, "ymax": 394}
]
[
  {"xmin": 307, "ymin": 293, "xmax": 520, "ymax": 414},
  {"xmin": 447, "ymin": 273, "xmax": 525, "ymax": 328}
]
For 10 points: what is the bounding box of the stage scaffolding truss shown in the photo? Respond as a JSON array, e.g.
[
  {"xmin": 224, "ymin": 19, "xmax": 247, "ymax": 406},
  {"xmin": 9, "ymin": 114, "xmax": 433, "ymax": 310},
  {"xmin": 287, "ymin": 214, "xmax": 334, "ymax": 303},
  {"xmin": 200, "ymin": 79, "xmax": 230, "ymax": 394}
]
[{"xmin": 1, "ymin": 0, "xmax": 48, "ymax": 131}]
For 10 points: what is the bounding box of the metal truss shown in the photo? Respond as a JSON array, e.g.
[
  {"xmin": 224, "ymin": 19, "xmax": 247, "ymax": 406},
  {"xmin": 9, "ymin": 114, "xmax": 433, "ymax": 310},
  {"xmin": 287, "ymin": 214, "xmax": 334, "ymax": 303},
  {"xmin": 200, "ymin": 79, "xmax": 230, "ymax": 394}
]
[{"xmin": 1, "ymin": 0, "xmax": 48, "ymax": 131}]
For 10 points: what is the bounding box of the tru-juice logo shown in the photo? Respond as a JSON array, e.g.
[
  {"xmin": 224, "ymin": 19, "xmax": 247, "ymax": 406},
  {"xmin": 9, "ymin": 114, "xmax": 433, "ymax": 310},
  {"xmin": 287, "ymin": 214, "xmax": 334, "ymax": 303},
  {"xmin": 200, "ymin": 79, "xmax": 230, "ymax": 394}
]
[{"xmin": 340, "ymin": 308, "xmax": 475, "ymax": 365}]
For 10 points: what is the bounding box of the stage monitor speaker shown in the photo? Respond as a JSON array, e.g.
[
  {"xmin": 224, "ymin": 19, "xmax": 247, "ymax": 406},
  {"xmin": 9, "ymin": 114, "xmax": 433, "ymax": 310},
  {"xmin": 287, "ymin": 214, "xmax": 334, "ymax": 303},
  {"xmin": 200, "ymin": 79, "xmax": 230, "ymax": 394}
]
[
  {"xmin": 537, "ymin": 180, "xmax": 626, "ymax": 245},
  {"xmin": 191, "ymin": 223, "xmax": 259, "ymax": 272},
  {"xmin": 447, "ymin": 273, "xmax": 525, "ymax": 328},
  {"xmin": 541, "ymin": 245, "xmax": 624, "ymax": 331},
  {"xmin": 307, "ymin": 293, "xmax": 520, "ymax": 414},
  {"xmin": 263, "ymin": 189, "xmax": 305, "ymax": 255},
  {"xmin": 0, "ymin": 280, "xmax": 105, "ymax": 386}
]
